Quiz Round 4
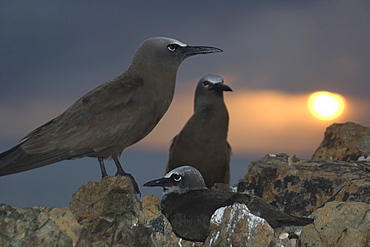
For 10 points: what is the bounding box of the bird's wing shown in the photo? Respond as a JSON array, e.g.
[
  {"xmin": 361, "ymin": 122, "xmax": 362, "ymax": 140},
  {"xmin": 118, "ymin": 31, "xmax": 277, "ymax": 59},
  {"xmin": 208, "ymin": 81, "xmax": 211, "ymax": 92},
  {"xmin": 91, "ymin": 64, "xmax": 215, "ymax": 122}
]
[
  {"xmin": 226, "ymin": 141, "xmax": 232, "ymax": 161},
  {"xmin": 233, "ymin": 193, "xmax": 313, "ymax": 228},
  {"xmin": 20, "ymin": 75, "xmax": 144, "ymax": 154},
  {"xmin": 167, "ymin": 135, "xmax": 178, "ymax": 156},
  {"xmin": 226, "ymin": 141, "xmax": 232, "ymax": 154},
  {"xmin": 164, "ymin": 190, "xmax": 237, "ymax": 222},
  {"xmin": 162, "ymin": 190, "xmax": 236, "ymax": 242},
  {"xmin": 165, "ymin": 135, "xmax": 179, "ymax": 173}
]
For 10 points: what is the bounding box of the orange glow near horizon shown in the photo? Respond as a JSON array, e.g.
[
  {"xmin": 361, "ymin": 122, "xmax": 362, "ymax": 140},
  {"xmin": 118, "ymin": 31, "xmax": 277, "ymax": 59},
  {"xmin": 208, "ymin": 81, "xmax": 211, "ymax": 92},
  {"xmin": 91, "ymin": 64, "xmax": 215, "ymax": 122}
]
[
  {"xmin": 308, "ymin": 91, "xmax": 345, "ymax": 121},
  {"xmin": 1, "ymin": 88, "xmax": 365, "ymax": 159}
]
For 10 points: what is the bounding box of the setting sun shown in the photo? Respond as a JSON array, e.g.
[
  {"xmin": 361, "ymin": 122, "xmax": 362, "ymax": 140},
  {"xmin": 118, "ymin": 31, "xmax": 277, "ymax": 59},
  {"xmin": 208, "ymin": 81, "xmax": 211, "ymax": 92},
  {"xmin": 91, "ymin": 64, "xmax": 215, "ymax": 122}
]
[{"xmin": 308, "ymin": 91, "xmax": 345, "ymax": 120}]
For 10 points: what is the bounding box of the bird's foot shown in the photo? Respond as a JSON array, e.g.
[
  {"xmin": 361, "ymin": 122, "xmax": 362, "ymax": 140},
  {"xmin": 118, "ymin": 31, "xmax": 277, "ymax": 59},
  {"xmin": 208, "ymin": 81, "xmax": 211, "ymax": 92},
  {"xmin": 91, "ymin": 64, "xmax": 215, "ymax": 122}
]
[{"xmin": 116, "ymin": 171, "xmax": 141, "ymax": 196}]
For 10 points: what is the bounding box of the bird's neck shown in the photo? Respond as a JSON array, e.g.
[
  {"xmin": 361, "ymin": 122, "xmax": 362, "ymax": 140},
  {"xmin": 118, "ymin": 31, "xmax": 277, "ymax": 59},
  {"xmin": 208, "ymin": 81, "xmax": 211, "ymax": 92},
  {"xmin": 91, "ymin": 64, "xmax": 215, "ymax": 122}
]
[
  {"xmin": 126, "ymin": 65, "xmax": 177, "ymax": 106},
  {"xmin": 194, "ymin": 94, "xmax": 225, "ymax": 109},
  {"xmin": 194, "ymin": 101, "xmax": 229, "ymax": 119}
]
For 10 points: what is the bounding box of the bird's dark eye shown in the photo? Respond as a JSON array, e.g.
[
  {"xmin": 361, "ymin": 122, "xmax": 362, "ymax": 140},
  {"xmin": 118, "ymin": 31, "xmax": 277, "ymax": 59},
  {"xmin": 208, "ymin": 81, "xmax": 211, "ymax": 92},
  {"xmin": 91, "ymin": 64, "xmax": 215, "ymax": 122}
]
[
  {"xmin": 167, "ymin": 44, "xmax": 177, "ymax": 52},
  {"xmin": 203, "ymin": 81, "xmax": 210, "ymax": 87},
  {"xmin": 172, "ymin": 174, "xmax": 182, "ymax": 182}
]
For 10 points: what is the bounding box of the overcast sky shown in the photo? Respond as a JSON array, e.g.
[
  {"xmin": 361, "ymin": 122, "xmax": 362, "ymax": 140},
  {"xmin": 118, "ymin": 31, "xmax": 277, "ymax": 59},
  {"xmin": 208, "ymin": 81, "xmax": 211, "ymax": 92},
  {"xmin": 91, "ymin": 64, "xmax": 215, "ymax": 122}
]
[{"xmin": 1, "ymin": 1, "xmax": 369, "ymax": 207}]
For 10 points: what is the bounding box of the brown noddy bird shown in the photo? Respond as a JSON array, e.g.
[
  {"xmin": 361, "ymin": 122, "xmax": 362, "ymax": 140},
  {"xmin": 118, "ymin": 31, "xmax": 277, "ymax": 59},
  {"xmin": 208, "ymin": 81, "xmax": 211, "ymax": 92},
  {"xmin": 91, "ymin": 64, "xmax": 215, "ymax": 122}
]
[
  {"xmin": 144, "ymin": 166, "xmax": 314, "ymax": 242},
  {"xmin": 0, "ymin": 37, "xmax": 222, "ymax": 194},
  {"xmin": 165, "ymin": 74, "xmax": 232, "ymax": 188}
]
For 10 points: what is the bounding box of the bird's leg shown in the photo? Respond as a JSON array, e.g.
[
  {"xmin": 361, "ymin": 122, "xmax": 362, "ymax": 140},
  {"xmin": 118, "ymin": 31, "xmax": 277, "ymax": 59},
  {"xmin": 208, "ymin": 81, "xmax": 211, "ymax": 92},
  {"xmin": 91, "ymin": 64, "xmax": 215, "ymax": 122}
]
[
  {"xmin": 112, "ymin": 157, "xmax": 141, "ymax": 195},
  {"xmin": 98, "ymin": 158, "xmax": 108, "ymax": 177}
]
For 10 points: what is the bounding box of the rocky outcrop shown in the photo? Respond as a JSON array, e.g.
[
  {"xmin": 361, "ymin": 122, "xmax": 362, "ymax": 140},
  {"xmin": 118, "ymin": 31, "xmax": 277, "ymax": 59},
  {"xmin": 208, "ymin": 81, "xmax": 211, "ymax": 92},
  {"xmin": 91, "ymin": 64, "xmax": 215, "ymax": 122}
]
[
  {"xmin": 312, "ymin": 122, "xmax": 370, "ymax": 161},
  {"xmin": 205, "ymin": 203, "xmax": 277, "ymax": 247},
  {"xmin": 1, "ymin": 157, "xmax": 369, "ymax": 246},
  {"xmin": 237, "ymin": 152, "xmax": 369, "ymax": 247},
  {"xmin": 0, "ymin": 205, "xmax": 88, "ymax": 246},
  {"xmin": 301, "ymin": 201, "xmax": 370, "ymax": 247},
  {"xmin": 237, "ymin": 153, "xmax": 370, "ymax": 217},
  {"xmin": 1, "ymin": 122, "xmax": 369, "ymax": 246},
  {"xmin": 69, "ymin": 176, "xmax": 151, "ymax": 246}
]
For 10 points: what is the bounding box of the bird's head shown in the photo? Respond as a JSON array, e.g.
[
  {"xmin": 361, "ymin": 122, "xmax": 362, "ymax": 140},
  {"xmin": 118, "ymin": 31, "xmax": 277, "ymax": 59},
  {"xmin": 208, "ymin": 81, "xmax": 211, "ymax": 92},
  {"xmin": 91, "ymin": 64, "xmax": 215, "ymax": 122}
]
[
  {"xmin": 197, "ymin": 74, "xmax": 232, "ymax": 94},
  {"xmin": 130, "ymin": 37, "xmax": 222, "ymax": 73},
  {"xmin": 144, "ymin": 165, "xmax": 207, "ymax": 194},
  {"xmin": 194, "ymin": 74, "xmax": 232, "ymax": 109}
]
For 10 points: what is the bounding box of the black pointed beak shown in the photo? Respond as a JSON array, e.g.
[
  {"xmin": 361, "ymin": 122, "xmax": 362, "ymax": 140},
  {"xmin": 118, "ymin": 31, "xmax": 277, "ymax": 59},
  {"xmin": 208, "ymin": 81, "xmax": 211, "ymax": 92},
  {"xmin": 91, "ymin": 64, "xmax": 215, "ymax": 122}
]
[
  {"xmin": 213, "ymin": 83, "xmax": 232, "ymax": 92},
  {"xmin": 182, "ymin": 45, "xmax": 223, "ymax": 57},
  {"xmin": 143, "ymin": 177, "xmax": 173, "ymax": 187}
]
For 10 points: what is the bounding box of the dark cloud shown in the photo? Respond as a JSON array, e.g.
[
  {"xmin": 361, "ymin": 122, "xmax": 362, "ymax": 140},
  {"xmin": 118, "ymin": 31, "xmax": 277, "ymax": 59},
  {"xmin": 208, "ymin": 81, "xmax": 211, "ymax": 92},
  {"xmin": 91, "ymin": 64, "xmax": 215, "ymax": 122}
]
[{"xmin": 2, "ymin": 1, "xmax": 369, "ymax": 100}]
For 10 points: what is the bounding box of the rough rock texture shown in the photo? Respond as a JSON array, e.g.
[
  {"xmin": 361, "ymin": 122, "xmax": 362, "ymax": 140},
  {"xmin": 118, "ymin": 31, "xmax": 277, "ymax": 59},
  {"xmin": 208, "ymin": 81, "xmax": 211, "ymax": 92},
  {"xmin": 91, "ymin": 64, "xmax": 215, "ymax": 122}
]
[
  {"xmin": 0, "ymin": 205, "xmax": 88, "ymax": 247},
  {"xmin": 301, "ymin": 201, "xmax": 370, "ymax": 247},
  {"xmin": 0, "ymin": 176, "xmax": 291, "ymax": 247},
  {"xmin": 69, "ymin": 176, "xmax": 152, "ymax": 246},
  {"xmin": 205, "ymin": 203, "xmax": 276, "ymax": 247},
  {"xmin": 238, "ymin": 153, "xmax": 370, "ymax": 217},
  {"xmin": 1, "ymin": 162, "xmax": 368, "ymax": 246},
  {"xmin": 312, "ymin": 122, "xmax": 370, "ymax": 161}
]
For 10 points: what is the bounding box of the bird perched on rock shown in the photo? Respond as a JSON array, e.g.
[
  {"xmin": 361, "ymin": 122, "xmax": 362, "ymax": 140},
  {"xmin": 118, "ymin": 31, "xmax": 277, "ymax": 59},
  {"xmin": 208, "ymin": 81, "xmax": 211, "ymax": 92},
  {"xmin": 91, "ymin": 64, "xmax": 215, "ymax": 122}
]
[
  {"xmin": 144, "ymin": 165, "xmax": 314, "ymax": 242},
  {"xmin": 165, "ymin": 74, "xmax": 232, "ymax": 188},
  {"xmin": 0, "ymin": 37, "xmax": 222, "ymax": 194}
]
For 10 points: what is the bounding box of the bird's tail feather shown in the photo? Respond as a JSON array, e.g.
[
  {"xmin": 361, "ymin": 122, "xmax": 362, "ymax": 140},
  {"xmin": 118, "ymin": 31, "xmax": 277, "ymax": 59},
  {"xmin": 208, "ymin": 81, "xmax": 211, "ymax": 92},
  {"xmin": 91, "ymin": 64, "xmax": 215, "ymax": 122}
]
[
  {"xmin": 277, "ymin": 217, "xmax": 314, "ymax": 226},
  {"xmin": 234, "ymin": 193, "xmax": 314, "ymax": 227},
  {"xmin": 0, "ymin": 144, "xmax": 72, "ymax": 176}
]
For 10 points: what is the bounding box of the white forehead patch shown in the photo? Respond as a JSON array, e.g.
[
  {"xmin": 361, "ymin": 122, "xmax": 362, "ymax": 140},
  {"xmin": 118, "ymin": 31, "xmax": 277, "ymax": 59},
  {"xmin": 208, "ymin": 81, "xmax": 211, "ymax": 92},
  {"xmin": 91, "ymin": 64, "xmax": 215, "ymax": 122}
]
[
  {"xmin": 167, "ymin": 38, "xmax": 187, "ymax": 47},
  {"xmin": 164, "ymin": 165, "xmax": 194, "ymax": 178},
  {"xmin": 202, "ymin": 74, "xmax": 224, "ymax": 84},
  {"xmin": 164, "ymin": 170, "xmax": 177, "ymax": 178}
]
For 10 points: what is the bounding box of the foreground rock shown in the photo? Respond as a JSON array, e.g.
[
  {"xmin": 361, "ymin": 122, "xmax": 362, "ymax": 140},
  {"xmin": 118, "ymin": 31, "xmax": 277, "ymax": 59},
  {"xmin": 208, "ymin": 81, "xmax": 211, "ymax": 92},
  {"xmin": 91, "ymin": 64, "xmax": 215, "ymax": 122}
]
[
  {"xmin": 1, "ymin": 135, "xmax": 369, "ymax": 246},
  {"xmin": 0, "ymin": 176, "xmax": 293, "ymax": 247},
  {"xmin": 205, "ymin": 203, "xmax": 276, "ymax": 247},
  {"xmin": 69, "ymin": 176, "xmax": 151, "ymax": 246},
  {"xmin": 301, "ymin": 201, "xmax": 370, "ymax": 247},
  {"xmin": 0, "ymin": 205, "xmax": 87, "ymax": 246},
  {"xmin": 312, "ymin": 122, "xmax": 370, "ymax": 161},
  {"xmin": 68, "ymin": 177, "xmax": 292, "ymax": 246},
  {"xmin": 0, "ymin": 164, "xmax": 368, "ymax": 246}
]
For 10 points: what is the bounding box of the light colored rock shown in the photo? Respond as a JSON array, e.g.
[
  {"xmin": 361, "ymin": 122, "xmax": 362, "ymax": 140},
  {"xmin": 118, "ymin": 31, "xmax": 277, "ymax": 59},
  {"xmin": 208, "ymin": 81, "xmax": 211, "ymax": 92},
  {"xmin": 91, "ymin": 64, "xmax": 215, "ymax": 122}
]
[
  {"xmin": 300, "ymin": 201, "xmax": 370, "ymax": 247},
  {"xmin": 312, "ymin": 122, "xmax": 370, "ymax": 161},
  {"xmin": 142, "ymin": 194, "xmax": 162, "ymax": 222},
  {"xmin": 69, "ymin": 176, "xmax": 151, "ymax": 246},
  {"xmin": 205, "ymin": 203, "xmax": 278, "ymax": 247},
  {"xmin": 0, "ymin": 204, "xmax": 86, "ymax": 247}
]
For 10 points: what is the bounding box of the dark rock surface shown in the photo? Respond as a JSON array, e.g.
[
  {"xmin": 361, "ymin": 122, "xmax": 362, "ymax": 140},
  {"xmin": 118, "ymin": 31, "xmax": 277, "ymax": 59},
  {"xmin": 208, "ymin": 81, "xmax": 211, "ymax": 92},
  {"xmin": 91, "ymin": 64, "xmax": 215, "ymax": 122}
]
[{"xmin": 238, "ymin": 153, "xmax": 370, "ymax": 217}]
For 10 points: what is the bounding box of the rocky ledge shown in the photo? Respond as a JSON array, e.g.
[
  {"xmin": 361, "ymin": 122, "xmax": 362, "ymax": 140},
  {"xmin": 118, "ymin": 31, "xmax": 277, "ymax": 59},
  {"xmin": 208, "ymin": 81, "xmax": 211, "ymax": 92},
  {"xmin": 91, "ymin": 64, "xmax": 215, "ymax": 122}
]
[{"xmin": 0, "ymin": 122, "xmax": 369, "ymax": 247}]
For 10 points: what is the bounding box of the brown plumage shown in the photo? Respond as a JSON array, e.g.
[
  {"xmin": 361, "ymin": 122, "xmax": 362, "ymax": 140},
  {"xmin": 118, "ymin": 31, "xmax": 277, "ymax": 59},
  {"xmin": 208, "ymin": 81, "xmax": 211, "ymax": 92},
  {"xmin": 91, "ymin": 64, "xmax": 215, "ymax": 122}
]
[
  {"xmin": 165, "ymin": 74, "xmax": 232, "ymax": 188},
  {"xmin": 0, "ymin": 37, "xmax": 222, "ymax": 193}
]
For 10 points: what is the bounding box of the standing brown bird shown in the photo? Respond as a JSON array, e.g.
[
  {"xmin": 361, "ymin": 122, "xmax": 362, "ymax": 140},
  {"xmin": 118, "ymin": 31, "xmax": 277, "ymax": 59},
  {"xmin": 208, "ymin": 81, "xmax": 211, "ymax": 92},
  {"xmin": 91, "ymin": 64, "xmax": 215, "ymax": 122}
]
[
  {"xmin": 0, "ymin": 37, "xmax": 222, "ymax": 193},
  {"xmin": 165, "ymin": 74, "xmax": 232, "ymax": 188}
]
